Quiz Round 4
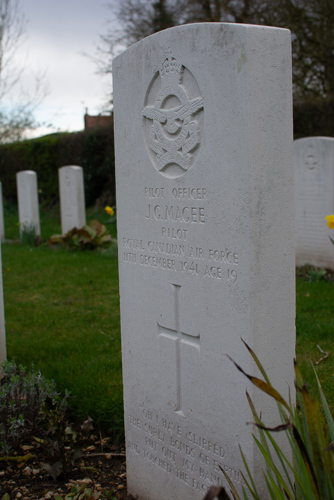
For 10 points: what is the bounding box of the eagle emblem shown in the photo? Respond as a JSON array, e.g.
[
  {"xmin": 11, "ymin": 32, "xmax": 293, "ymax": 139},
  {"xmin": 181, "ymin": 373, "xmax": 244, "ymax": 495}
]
[{"xmin": 142, "ymin": 50, "xmax": 204, "ymax": 178}]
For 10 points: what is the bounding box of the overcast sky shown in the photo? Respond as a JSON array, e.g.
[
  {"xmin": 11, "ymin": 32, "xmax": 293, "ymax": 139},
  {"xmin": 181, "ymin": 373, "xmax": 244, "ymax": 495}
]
[{"xmin": 11, "ymin": 0, "xmax": 120, "ymax": 138}]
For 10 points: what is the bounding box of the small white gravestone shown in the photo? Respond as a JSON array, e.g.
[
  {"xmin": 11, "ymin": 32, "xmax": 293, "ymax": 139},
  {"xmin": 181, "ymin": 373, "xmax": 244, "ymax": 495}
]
[
  {"xmin": 59, "ymin": 166, "xmax": 86, "ymax": 234},
  {"xmin": 0, "ymin": 182, "xmax": 5, "ymax": 241},
  {"xmin": 294, "ymin": 137, "xmax": 334, "ymax": 269},
  {"xmin": 16, "ymin": 171, "xmax": 41, "ymax": 239},
  {"xmin": 113, "ymin": 23, "xmax": 295, "ymax": 499},
  {"xmin": 0, "ymin": 240, "xmax": 6, "ymax": 364}
]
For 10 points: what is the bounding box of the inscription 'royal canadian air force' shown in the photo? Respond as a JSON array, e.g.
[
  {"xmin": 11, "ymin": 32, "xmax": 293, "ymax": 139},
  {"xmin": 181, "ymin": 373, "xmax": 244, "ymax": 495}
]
[{"xmin": 142, "ymin": 50, "xmax": 204, "ymax": 178}]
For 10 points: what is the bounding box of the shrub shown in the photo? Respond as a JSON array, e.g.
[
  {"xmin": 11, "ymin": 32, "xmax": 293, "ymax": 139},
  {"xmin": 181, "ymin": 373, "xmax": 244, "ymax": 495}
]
[{"xmin": 0, "ymin": 360, "xmax": 61, "ymax": 454}]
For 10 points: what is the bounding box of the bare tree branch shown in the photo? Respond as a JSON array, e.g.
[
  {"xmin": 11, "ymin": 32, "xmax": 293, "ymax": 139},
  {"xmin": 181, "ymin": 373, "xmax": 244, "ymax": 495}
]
[
  {"xmin": 0, "ymin": 0, "xmax": 47, "ymax": 143},
  {"xmin": 95, "ymin": 0, "xmax": 334, "ymax": 107}
]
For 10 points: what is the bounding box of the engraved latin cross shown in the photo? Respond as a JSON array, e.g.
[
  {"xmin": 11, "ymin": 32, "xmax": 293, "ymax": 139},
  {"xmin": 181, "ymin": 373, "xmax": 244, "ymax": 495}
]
[{"xmin": 158, "ymin": 284, "xmax": 200, "ymax": 417}]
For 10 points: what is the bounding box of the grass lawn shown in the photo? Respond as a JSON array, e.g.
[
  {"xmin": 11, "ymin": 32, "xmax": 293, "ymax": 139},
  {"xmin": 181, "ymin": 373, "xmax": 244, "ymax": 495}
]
[
  {"xmin": 296, "ymin": 277, "xmax": 334, "ymax": 410},
  {"xmin": 2, "ymin": 204, "xmax": 122, "ymax": 436},
  {"xmin": 1, "ymin": 204, "xmax": 334, "ymax": 436}
]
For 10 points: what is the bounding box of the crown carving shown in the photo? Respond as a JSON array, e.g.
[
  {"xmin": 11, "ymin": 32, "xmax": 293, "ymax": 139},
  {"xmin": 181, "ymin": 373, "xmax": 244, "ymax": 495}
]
[{"xmin": 160, "ymin": 50, "xmax": 181, "ymax": 82}]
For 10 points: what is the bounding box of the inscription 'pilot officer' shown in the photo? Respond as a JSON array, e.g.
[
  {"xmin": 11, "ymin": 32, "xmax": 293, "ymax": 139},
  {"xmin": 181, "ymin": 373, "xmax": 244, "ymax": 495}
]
[{"xmin": 146, "ymin": 204, "xmax": 205, "ymax": 223}]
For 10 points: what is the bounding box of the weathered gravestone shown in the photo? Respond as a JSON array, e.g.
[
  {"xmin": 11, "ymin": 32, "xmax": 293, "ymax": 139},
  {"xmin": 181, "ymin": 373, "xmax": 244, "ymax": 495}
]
[
  {"xmin": 0, "ymin": 181, "xmax": 4, "ymax": 241},
  {"xmin": 16, "ymin": 171, "xmax": 41, "ymax": 239},
  {"xmin": 0, "ymin": 240, "xmax": 6, "ymax": 364},
  {"xmin": 59, "ymin": 166, "xmax": 86, "ymax": 235},
  {"xmin": 294, "ymin": 137, "xmax": 334, "ymax": 269},
  {"xmin": 113, "ymin": 23, "xmax": 295, "ymax": 499}
]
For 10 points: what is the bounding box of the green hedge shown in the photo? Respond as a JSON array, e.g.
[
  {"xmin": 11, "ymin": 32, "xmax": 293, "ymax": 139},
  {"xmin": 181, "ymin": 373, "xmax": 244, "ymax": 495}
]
[
  {"xmin": 293, "ymin": 98, "xmax": 334, "ymax": 139},
  {"xmin": 0, "ymin": 126, "xmax": 115, "ymax": 207}
]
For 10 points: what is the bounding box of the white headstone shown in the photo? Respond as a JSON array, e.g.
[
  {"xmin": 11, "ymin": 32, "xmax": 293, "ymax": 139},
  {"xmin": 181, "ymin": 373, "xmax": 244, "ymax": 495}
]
[
  {"xmin": 59, "ymin": 165, "xmax": 86, "ymax": 234},
  {"xmin": 16, "ymin": 170, "xmax": 41, "ymax": 238},
  {"xmin": 0, "ymin": 182, "xmax": 4, "ymax": 241},
  {"xmin": 113, "ymin": 23, "xmax": 295, "ymax": 499},
  {"xmin": 0, "ymin": 241, "xmax": 6, "ymax": 364},
  {"xmin": 294, "ymin": 137, "xmax": 334, "ymax": 269}
]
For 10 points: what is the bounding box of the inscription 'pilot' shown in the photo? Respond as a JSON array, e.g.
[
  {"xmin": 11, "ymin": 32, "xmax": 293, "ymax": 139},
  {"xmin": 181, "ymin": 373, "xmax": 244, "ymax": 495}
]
[{"xmin": 146, "ymin": 204, "xmax": 205, "ymax": 223}]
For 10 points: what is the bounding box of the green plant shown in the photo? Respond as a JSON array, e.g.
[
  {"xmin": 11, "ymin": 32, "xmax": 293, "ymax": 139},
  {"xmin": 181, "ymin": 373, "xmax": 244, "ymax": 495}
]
[
  {"xmin": 54, "ymin": 482, "xmax": 117, "ymax": 500},
  {"xmin": 39, "ymin": 390, "xmax": 79, "ymax": 477},
  {"xmin": 61, "ymin": 483, "xmax": 101, "ymax": 500},
  {"xmin": 20, "ymin": 223, "xmax": 36, "ymax": 246},
  {"xmin": 218, "ymin": 341, "xmax": 334, "ymax": 500},
  {"xmin": 307, "ymin": 267, "xmax": 326, "ymax": 283},
  {"xmin": 0, "ymin": 359, "xmax": 84, "ymax": 480},
  {"xmin": 49, "ymin": 219, "xmax": 113, "ymax": 251},
  {"xmin": 0, "ymin": 360, "xmax": 60, "ymax": 454}
]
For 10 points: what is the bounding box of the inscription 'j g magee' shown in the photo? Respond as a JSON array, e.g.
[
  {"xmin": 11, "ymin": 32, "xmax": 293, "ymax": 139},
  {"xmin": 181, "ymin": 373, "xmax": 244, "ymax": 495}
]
[{"xmin": 146, "ymin": 204, "xmax": 205, "ymax": 223}]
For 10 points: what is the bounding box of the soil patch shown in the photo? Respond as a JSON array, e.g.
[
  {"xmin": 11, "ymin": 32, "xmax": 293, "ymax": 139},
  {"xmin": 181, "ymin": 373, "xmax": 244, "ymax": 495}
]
[{"xmin": 0, "ymin": 430, "xmax": 134, "ymax": 500}]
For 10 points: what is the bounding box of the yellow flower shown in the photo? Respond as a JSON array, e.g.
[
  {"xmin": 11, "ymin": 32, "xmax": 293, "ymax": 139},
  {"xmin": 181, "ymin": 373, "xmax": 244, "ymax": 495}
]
[
  {"xmin": 325, "ymin": 215, "xmax": 334, "ymax": 229},
  {"xmin": 105, "ymin": 206, "xmax": 114, "ymax": 216}
]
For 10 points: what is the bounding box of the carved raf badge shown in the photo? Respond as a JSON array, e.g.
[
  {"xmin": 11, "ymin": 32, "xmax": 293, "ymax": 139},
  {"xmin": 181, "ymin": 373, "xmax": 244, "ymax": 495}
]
[{"xmin": 142, "ymin": 50, "xmax": 204, "ymax": 179}]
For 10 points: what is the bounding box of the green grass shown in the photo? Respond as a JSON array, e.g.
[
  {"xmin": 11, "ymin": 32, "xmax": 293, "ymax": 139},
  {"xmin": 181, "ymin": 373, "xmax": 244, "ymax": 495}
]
[
  {"xmin": 2, "ymin": 244, "xmax": 122, "ymax": 436},
  {"xmin": 296, "ymin": 278, "xmax": 334, "ymax": 411},
  {"xmin": 2, "ymin": 205, "xmax": 334, "ymax": 436},
  {"xmin": 2, "ymin": 205, "xmax": 121, "ymax": 436}
]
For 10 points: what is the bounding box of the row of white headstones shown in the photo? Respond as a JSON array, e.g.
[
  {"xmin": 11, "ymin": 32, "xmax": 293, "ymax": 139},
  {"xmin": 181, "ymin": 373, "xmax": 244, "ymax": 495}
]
[
  {"xmin": 0, "ymin": 166, "xmax": 86, "ymax": 364},
  {"xmin": 4, "ymin": 165, "xmax": 86, "ymax": 240},
  {"xmin": 1, "ymin": 140, "xmax": 334, "ymax": 268}
]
